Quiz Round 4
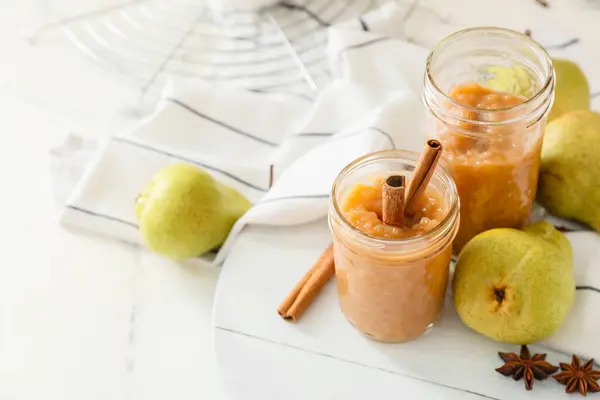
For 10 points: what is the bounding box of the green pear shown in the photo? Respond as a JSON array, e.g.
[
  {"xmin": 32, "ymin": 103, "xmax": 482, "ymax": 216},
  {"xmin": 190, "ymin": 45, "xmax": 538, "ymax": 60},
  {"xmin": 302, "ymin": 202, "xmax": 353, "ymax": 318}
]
[
  {"xmin": 548, "ymin": 59, "xmax": 590, "ymax": 121},
  {"xmin": 538, "ymin": 110, "xmax": 600, "ymax": 231},
  {"xmin": 452, "ymin": 221, "xmax": 574, "ymax": 344},
  {"xmin": 484, "ymin": 65, "xmax": 532, "ymax": 98},
  {"xmin": 483, "ymin": 59, "xmax": 589, "ymax": 122},
  {"xmin": 135, "ymin": 163, "xmax": 251, "ymax": 261}
]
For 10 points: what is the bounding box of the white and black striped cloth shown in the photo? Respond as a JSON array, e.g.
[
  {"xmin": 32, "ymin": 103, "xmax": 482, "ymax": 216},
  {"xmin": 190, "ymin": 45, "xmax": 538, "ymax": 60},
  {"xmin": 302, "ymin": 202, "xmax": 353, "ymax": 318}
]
[
  {"xmin": 52, "ymin": 2, "xmax": 600, "ymax": 360},
  {"xmin": 54, "ymin": 1, "xmax": 427, "ymax": 264}
]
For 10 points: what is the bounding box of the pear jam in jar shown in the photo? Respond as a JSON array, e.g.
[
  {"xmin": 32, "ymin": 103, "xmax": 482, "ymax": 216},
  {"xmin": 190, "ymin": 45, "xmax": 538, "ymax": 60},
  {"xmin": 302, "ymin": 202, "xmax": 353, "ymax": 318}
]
[
  {"xmin": 423, "ymin": 27, "xmax": 555, "ymax": 252},
  {"xmin": 328, "ymin": 150, "xmax": 459, "ymax": 343}
]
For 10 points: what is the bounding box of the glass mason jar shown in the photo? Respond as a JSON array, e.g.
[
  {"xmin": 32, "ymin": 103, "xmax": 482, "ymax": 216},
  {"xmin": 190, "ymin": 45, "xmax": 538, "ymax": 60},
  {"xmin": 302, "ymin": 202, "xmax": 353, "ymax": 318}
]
[
  {"xmin": 423, "ymin": 27, "xmax": 555, "ymax": 253},
  {"xmin": 328, "ymin": 150, "xmax": 459, "ymax": 343}
]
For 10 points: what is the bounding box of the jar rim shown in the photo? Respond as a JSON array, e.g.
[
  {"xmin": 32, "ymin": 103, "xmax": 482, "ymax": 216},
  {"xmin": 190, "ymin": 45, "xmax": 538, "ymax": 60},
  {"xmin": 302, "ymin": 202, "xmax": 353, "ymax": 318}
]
[
  {"xmin": 330, "ymin": 150, "xmax": 459, "ymax": 253},
  {"xmin": 425, "ymin": 26, "xmax": 554, "ymax": 115}
]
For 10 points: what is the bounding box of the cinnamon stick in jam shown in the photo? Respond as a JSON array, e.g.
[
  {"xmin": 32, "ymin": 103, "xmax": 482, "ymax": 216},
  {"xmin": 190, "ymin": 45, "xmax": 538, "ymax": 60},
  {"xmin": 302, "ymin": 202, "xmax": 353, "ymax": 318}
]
[
  {"xmin": 277, "ymin": 244, "xmax": 335, "ymax": 322},
  {"xmin": 405, "ymin": 139, "xmax": 443, "ymax": 216},
  {"xmin": 382, "ymin": 175, "xmax": 406, "ymax": 227}
]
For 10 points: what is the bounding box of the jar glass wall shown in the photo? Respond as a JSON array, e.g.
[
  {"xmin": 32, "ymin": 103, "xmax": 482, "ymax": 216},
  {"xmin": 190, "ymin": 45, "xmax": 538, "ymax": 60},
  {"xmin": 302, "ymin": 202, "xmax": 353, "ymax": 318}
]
[
  {"xmin": 328, "ymin": 150, "xmax": 459, "ymax": 343},
  {"xmin": 423, "ymin": 27, "xmax": 555, "ymax": 252}
]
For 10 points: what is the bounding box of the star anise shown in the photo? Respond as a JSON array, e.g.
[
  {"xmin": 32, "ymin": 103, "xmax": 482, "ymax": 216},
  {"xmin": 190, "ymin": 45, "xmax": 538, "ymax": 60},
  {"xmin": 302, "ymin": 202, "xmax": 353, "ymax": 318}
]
[
  {"xmin": 554, "ymin": 355, "xmax": 600, "ymax": 396},
  {"xmin": 496, "ymin": 345, "xmax": 559, "ymax": 391}
]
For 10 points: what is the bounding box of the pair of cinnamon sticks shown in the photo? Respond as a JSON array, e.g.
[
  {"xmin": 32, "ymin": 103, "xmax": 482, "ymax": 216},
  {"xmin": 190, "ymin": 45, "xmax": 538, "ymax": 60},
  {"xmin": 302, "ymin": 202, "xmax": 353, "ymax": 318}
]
[
  {"xmin": 382, "ymin": 139, "xmax": 443, "ymax": 227},
  {"xmin": 277, "ymin": 140, "xmax": 443, "ymax": 322},
  {"xmin": 277, "ymin": 244, "xmax": 334, "ymax": 321}
]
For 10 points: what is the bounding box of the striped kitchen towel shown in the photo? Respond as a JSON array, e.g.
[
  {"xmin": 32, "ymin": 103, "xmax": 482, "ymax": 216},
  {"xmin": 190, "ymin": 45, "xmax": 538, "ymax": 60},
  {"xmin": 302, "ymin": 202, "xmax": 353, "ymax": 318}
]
[{"xmin": 55, "ymin": 1, "xmax": 428, "ymax": 264}]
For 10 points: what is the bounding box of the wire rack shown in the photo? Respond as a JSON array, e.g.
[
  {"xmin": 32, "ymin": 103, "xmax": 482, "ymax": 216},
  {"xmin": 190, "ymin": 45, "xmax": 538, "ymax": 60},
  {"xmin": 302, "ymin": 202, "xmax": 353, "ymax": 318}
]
[{"xmin": 28, "ymin": 0, "xmax": 386, "ymax": 106}]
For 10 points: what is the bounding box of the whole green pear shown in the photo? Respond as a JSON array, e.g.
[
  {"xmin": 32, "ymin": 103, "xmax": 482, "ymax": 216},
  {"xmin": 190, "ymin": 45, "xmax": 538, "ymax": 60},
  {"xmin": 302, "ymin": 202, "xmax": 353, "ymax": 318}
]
[
  {"xmin": 135, "ymin": 163, "xmax": 251, "ymax": 260},
  {"xmin": 452, "ymin": 221, "xmax": 574, "ymax": 344},
  {"xmin": 548, "ymin": 58, "xmax": 590, "ymax": 121},
  {"xmin": 538, "ymin": 110, "xmax": 600, "ymax": 231}
]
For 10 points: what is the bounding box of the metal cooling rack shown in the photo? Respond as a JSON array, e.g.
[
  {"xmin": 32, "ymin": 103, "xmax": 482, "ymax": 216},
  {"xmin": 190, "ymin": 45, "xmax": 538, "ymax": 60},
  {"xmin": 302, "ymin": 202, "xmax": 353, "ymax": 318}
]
[{"xmin": 28, "ymin": 0, "xmax": 385, "ymax": 106}]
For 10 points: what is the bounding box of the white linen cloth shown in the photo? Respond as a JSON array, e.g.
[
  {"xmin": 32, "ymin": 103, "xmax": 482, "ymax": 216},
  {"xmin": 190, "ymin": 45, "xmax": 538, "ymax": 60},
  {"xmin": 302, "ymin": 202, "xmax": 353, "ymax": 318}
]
[
  {"xmin": 207, "ymin": 0, "xmax": 278, "ymax": 12},
  {"xmin": 51, "ymin": 2, "xmax": 600, "ymax": 361}
]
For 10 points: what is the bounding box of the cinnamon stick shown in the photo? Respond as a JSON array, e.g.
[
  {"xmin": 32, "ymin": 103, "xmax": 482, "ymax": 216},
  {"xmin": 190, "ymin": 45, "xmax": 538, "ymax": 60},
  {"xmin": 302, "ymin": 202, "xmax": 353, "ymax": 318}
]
[
  {"xmin": 277, "ymin": 244, "xmax": 335, "ymax": 322},
  {"xmin": 405, "ymin": 139, "xmax": 443, "ymax": 216},
  {"xmin": 382, "ymin": 175, "xmax": 406, "ymax": 227}
]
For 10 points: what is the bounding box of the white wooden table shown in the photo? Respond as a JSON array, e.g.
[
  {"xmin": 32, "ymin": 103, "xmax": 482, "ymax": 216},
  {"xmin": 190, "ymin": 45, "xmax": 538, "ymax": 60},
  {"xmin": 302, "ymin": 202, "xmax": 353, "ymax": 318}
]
[{"xmin": 1, "ymin": 0, "xmax": 599, "ymax": 399}]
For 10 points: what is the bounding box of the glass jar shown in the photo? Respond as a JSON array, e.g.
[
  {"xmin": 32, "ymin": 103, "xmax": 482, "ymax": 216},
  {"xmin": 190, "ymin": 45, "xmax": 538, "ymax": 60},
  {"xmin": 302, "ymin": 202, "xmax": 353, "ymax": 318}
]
[
  {"xmin": 328, "ymin": 150, "xmax": 459, "ymax": 343},
  {"xmin": 423, "ymin": 27, "xmax": 555, "ymax": 253}
]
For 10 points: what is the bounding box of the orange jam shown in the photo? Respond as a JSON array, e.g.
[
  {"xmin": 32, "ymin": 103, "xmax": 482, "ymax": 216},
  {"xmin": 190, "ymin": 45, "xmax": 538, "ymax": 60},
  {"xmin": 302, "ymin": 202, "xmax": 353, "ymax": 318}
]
[
  {"xmin": 332, "ymin": 177, "xmax": 454, "ymax": 342},
  {"xmin": 342, "ymin": 178, "xmax": 446, "ymax": 238},
  {"xmin": 451, "ymin": 82, "xmax": 525, "ymax": 109},
  {"xmin": 437, "ymin": 82, "xmax": 543, "ymax": 252}
]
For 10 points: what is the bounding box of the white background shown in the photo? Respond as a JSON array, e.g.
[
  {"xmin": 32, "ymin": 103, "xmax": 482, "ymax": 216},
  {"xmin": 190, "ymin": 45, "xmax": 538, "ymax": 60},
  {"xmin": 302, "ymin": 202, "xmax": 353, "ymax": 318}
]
[{"xmin": 2, "ymin": 0, "xmax": 600, "ymax": 399}]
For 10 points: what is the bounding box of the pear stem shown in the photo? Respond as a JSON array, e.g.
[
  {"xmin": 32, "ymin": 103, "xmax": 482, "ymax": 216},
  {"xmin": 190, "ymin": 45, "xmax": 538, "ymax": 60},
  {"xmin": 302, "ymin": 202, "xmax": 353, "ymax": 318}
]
[{"xmin": 268, "ymin": 164, "xmax": 274, "ymax": 189}]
